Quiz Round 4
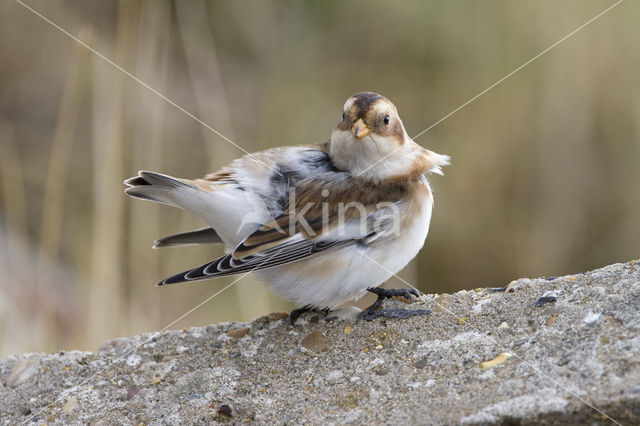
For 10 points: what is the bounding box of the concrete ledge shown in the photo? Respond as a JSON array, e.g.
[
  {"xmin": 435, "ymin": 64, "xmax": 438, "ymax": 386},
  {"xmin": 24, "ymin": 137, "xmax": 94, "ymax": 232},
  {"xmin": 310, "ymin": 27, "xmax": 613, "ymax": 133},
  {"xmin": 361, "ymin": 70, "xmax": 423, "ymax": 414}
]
[{"xmin": 1, "ymin": 260, "xmax": 639, "ymax": 424}]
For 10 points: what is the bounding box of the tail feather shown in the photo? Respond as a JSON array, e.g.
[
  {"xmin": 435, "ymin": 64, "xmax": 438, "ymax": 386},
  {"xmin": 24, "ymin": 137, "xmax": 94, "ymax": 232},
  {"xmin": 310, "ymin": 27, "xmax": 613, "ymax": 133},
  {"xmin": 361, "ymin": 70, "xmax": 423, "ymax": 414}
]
[
  {"xmin": 124, "ymin": 171, "xmax": 195, "ymax": 189},
  {"xmin": 124, "ymin": 170, "xmax": 196, "ymax": 207},
  {"xmin": 135, "ymin": 171, "xmax": 195, "ymax": 189},
  {"xmin": 124, "ymin": 175, "xmax": 150, "ymax": 187}
]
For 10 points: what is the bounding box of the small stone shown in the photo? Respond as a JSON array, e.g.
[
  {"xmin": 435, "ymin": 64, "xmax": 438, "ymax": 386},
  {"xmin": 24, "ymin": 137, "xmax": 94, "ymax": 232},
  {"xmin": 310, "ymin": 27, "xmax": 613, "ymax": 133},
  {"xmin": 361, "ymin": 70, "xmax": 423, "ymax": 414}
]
[
  {"xmin": 414, "ymin": 360, "xmax": 428, "ymax": 369},
  {"xmin": 512, "ymin": 338, "xmax": 528, "ymax": 347},
  {"xmin": 326, "ymin": 370, "xmax": 344, "ymax": 383},
  {"xmin": 457, "ymin": 317, "xmax": 467, "ymax": 325},
  {"xmin": 505, "ymin": 281, "xmax": 518, "ymax": 292},
  {"xmin": 344, "ymin": 325, "xmax": 353, "ymax": 335},
  {"xmin": 227, "ymin": 327, "xmax": 250, "ymax": 339},
  {"xmin": 434, "ymin": 294, "xmax": 452, "ymax": 311},
  {"xmin": 97, "ymin": 337, "xmax": 131, "ymax": 356},
  {"xmin": 583, "ymin": 312, "xmax": 601, "ymax": 325},
  {"xmin": 126, "ymin": 386, "xmax": 141, "ymax": 401},
  {"xmin": 6, "ymin": 359, "xmax": 39, "ymax": 388},
  {"xmin": 480, "ymin": 352, "xmax": 513, "ymax": 370},
  {"xmin": 62, "ymin": 397, "xmax": 79, "ymax": 413},
  {"xmin": 478, "ymin": 369, "xmax": 495, "ymax": 382},
  {"xmin": 498, "ymin": 321, "xmax": 509, "ymax": 329},
  {"xmin": 392, "ymin": 294, "xmax": 414, "ymax": 304},
  {"xmin": 546, "ymin": 314, "xmax": 559, "ymax": 327},
  {"xmin": 301, "ymin": 331, "xmax": 330, "ymax": 353},
  {"xmin": 151, "ymin": 374, "xmax": 162, "ymax": 385},
  {"xmin": 217, "ymin": 404, "xmax": 233, "ymax": 417},
  {"xmin": 532, "ymin": 296, "xmax": 556, "ymax": 307},
  {"xmin": 267, "ymin": 312, "xmax": 289, "ymax": 323}
]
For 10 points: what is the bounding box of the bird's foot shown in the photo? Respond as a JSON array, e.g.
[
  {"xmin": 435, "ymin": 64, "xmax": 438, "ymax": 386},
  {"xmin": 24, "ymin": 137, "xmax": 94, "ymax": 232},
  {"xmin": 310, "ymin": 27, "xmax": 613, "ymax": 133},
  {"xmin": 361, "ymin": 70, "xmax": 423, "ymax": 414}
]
[
  {"xmin": 368, "ymin": 287, "xmax": 420, "ymax": 302},
  {"xmin": 358, "ymin": 287, "xmax": 430, "ymax": 322}
]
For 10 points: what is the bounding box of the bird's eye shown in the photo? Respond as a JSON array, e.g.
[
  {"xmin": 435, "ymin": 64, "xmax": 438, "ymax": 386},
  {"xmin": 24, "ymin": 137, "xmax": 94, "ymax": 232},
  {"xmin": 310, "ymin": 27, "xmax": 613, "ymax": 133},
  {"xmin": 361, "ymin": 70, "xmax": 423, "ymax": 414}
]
[{"xmin": 383, "ymin": 115, "xmax": 390, "ymax": 125}]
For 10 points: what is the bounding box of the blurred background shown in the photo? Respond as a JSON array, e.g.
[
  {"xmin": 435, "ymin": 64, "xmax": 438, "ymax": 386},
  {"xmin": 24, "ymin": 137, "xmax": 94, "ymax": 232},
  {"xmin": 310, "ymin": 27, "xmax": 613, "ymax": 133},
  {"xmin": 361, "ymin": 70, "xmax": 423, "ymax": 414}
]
[{"xmin": 1, "ymin": 0, "xmax": 638, "ymax": 359}]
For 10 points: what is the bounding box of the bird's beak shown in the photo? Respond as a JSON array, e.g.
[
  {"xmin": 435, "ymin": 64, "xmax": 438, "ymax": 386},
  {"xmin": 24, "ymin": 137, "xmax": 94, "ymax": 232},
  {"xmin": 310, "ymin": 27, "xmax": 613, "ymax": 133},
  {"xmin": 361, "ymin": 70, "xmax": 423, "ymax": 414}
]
[{"xmin": 351, "ymin": 118, "xmax": 370, "ymax": 139}]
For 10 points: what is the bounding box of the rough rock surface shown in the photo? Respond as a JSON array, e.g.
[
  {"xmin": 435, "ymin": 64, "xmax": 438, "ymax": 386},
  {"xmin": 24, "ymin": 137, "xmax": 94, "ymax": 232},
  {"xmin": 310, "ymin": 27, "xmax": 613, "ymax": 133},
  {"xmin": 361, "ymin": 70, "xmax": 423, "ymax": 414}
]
[{"xmin": 1, "ymin": 260, "xmax": 639, "ymax": 425}]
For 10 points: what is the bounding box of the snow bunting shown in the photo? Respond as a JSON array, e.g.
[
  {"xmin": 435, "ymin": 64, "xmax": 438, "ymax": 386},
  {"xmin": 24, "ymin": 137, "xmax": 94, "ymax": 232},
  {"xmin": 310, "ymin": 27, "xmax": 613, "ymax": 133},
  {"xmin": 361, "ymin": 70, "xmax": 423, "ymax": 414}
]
[{"xmin": 125, "ymin": 92, "xmax": 449, "ymax": 323}]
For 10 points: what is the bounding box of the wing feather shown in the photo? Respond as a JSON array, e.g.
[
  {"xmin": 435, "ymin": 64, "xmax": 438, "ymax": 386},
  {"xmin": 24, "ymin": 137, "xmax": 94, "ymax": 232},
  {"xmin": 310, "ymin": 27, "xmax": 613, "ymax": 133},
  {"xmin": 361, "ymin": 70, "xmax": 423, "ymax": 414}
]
[
  {"xmin": 158, "ymin": 237, "xmax": 356, "ymax": 285},
  {"xmin": 157, "ymin": 175, "xmax": 404, "ymax": 286}
]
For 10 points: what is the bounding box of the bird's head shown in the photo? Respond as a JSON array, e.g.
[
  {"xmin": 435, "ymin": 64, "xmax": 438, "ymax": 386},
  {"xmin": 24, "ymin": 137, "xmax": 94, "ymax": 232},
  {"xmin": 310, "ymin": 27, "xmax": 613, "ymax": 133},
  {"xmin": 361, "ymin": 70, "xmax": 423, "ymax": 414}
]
[{"xmin": 329, "ymin": 92, "xmax": 449, "ymax": 182}]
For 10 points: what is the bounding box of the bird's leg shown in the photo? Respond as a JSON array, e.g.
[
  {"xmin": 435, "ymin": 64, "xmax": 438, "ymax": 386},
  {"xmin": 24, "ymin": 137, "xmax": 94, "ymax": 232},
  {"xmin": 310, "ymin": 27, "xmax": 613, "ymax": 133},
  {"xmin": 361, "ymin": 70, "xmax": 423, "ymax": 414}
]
[{"xmin": 358, "ymin": 287, "xmax": 431, "ymax": 322}]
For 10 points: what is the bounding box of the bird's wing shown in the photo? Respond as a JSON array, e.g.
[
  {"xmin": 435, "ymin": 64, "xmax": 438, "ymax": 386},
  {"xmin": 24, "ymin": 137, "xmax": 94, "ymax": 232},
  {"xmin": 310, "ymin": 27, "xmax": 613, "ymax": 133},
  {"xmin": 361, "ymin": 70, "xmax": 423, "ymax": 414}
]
[{"xmin": 158, "ymin": 177, "xmax": 403, "ymax": 285}]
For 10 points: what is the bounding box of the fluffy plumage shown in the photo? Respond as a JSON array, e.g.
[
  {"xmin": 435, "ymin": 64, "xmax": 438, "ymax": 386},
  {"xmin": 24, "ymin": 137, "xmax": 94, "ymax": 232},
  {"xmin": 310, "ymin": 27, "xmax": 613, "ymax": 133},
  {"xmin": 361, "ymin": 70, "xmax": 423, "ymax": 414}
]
[{"xmin": 125, "ymin": 92, "xmax": 449, "ymax": 309}]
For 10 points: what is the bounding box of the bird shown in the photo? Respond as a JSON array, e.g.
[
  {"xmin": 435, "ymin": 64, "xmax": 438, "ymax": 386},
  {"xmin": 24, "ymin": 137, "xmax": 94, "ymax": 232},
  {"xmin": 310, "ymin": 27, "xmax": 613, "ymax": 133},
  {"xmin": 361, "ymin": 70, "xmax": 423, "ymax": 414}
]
[{"xmin": 124, "ymin": 92, "xmax": 449, "ymax": 324}]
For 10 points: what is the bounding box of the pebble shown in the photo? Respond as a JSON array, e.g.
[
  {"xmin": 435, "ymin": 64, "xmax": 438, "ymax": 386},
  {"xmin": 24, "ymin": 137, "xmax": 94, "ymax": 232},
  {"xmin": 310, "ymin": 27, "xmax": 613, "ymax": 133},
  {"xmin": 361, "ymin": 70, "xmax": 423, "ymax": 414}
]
[
  {"xmin": 413, "ymin": 360, "xmax": 428, "ymax": 369},
  {"xmin": 151, "ymin": 374, "xmax": 162, "ymax": 385},
  {"xmin": 217, "ymin": 404, "xmax": 233, "ymax": 417},
  {"xmin": 546, "ymin": 314, "xmax": 559, "ymax": 327},
  {"xmin": 583, "ymin": 312, "xmax": 601, "ymax": 325},
  {"xmin": 62, "ymin": 397, "xmax": 79, "ymax": 413},
  {"xmin": 126, "ymin": 386, "xmax": 141, "ymax": 401},
  {"xmin": 301, "ymin": 331, "xmax": 330, "ymax": 353},
  {"xmin": 533, "ymin": 296, "xmax": 556, "ymax": 307},
  {"xmin": 267, "ymin": 312, "xmax": 289, "ymax": 323},
  {"xmin": 480, "ymin": 352, "xmax": 513, "ymax": 370},
  {"xmin": 434, "ymin": 294, "xmax": 452, "ymax": 311},
  {"xmin": 227, "ymin": 327, "xmax": 251, "ymax": 339},
  {"xmin": 6, "ymin": 359, "xmax": 39, "ymax": 388},
  {"xmin": 504, "ymin": 280, "xmax": 518, "ymax": 292},
  {"xmin": 512, "ymin": 338, "xmax": 528, "ymax": 347}
]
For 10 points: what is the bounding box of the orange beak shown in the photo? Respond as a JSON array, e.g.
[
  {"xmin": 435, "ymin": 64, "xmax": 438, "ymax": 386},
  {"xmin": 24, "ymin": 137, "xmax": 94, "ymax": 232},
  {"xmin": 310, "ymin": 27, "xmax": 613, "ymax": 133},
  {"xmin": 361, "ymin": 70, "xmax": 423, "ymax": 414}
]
[{"xmin": 351, "ymin": 118, "xmax": 370, "ymax": 139}]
